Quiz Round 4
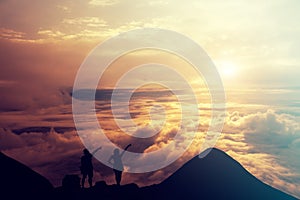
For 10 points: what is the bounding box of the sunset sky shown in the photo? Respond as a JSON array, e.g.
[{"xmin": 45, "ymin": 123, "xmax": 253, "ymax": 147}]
[{"xmin": 1, "ymin": 0, "xmax": 300, "ymax": 198}]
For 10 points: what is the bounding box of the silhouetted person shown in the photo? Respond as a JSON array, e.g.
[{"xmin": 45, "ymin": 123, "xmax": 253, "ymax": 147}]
[
  {"xmin": 80, "ymin": 147, "xmax": 101, "ymax": 188},
  {"xmin": 108, "ymin": 144, "xmax": 132, "ymax": 186}
]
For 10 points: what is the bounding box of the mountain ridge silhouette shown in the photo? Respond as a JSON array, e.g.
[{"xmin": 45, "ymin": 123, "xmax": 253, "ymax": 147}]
[
  {"xmin": 146, "ymin": 148, "xmax": 298, "ymax": 199},
  {"xmin": 1, "ymin": 148, "xmax": 298, "ymax": 200},
  {"xmin": 0, "ymin": 151, "xmax": 53, "ymax": 199}
]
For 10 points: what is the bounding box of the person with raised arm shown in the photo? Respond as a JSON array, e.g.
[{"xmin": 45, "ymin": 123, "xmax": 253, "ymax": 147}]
[
  {"xmin": 108, "ymin": 144, "xmax": 132, "ymax": 186},
  {"xmin": 80, "ymin": 146, "xmax": 101, "ymax": 188}
]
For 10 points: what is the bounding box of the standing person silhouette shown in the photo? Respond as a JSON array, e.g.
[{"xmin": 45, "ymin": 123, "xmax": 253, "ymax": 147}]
[
  {"xmin": 80, "ymin": 147, "xmax": 101, "ymax": 188},
  {"xmin": 108, "ymin": 144, "xmax": 132, "ymax": 186}
]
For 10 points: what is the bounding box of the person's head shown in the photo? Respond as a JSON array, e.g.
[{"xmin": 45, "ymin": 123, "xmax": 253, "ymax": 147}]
[
  {"xmin": 113, "ymin": 148, "xmax": 119, "ymax": 155},
  {"xmin": 83, "ymin": 148, "xmax": 89, "ymax": 155}
]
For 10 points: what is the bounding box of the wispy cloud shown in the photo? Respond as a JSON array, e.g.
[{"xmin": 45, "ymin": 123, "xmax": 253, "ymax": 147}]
[
  {"xmin": 56, "ymin": 5, "xmax": 71, "ymax": 13},
  {"xmin": 88, "ymin": 0, "xmax": 119, "ymax": 7},
  {"xmin": 0, "ymin": 28, "xmax": 25, "ymax": 40},
  {"xmin": 62, "ymin": 17, "xmax": 107, "ymax": 27}
]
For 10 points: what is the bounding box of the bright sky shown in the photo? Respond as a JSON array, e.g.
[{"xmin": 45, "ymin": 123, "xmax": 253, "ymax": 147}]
[{"xmin": 1, "ymin": 0, "xmax": 300, "ymax": 89}]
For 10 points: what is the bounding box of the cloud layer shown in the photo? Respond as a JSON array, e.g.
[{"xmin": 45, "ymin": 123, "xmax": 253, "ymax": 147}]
[{"xmin": 1, "ymin": 90, "xmax": 300, "ymax": 198}]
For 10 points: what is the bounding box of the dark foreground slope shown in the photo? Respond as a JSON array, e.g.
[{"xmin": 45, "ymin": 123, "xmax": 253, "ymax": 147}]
[
  {"xmin": 144, "ymin": 148, "xmax": 297, "ymax": 200},
  {"xmin": 1, "ymin": 149, "xmax": 297, "ymax": 200},
  {"xmin": 0, "ymin": 152, "xmax": 53, "ymax": 199}
]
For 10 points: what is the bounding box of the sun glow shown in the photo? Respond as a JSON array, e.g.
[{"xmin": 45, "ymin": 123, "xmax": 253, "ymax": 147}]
[{"xmin": 217, "ymin": 61, "xmax": 238, "ymax": 78}]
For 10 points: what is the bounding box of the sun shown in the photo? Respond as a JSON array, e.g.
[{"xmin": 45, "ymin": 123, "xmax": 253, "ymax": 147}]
[{"xmin": 217, "ymin": 61, "xmax": 238, "ymax": 78}]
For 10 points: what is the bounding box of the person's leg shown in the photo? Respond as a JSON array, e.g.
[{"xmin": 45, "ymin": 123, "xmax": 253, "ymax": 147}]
[
  {"xmin": 88, "ymin": 170, "xmax": 93, "ymax": 188},
  {"xmin": 116, "ymin": 170, "xmax": 122, "ymax": 186},
  {"xmin": 82, "ymin": 173, "xmax": 87, "ymax": 188},
  {"xmin": 113, "ymin": 169, "xmax": 119, "ymax": 186}
]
